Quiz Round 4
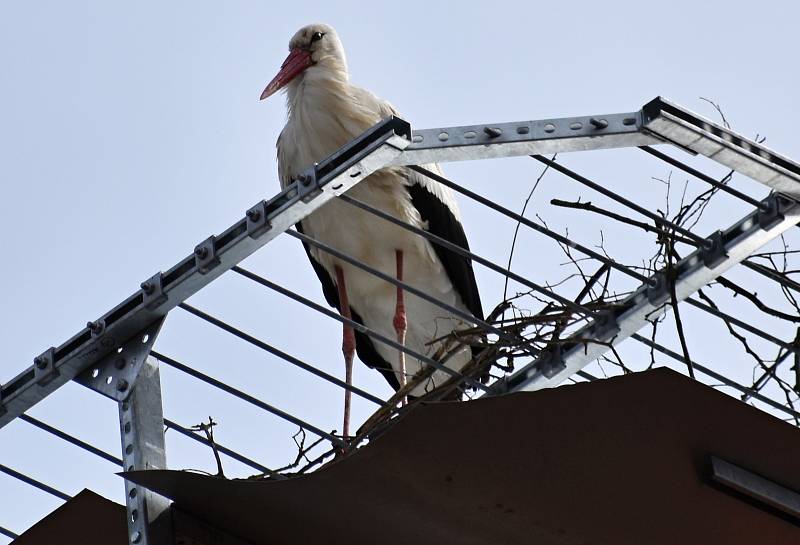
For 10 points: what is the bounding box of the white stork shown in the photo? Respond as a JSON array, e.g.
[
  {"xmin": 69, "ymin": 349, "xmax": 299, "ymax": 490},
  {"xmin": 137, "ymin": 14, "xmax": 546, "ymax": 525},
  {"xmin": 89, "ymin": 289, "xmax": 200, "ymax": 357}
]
[{"xmin": 260, "ymin": 23, "xmax": 483, "ymax": 437}]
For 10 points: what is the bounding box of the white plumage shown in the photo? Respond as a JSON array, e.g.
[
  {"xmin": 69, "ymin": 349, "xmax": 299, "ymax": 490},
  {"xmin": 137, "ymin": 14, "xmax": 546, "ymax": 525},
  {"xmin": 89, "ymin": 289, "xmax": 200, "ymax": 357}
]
[{"xmin": 261, "ymin": 24, "xmax": 483, "ymax": 420}]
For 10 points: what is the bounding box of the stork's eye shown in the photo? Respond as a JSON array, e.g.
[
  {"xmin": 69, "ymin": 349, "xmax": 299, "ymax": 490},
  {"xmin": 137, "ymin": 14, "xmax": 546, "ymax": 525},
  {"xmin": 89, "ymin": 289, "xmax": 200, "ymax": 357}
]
[{"xmin": 311, "ymin": 31, "xmax": 325, "ymax": 43}]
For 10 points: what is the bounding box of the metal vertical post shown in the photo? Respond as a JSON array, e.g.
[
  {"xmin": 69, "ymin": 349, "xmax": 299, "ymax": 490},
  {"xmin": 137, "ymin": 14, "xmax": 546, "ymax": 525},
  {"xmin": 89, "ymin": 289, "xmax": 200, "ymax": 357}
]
[{"xmin": 119, "ymin": 357, "xmax": 170, "ymax": 545}]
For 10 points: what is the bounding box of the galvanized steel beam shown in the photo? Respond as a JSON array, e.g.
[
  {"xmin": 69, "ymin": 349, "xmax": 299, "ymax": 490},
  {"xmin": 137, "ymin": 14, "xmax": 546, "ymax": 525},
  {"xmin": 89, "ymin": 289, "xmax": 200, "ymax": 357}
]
[{"xmin": 3, "ymin": 97, "xmax": 800, "ymax": 427}]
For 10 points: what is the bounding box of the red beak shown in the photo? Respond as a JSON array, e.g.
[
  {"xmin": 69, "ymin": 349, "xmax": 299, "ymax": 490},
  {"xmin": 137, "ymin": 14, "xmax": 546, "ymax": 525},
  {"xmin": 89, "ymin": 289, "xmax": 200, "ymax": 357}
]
[{"xmin": 260, "ymin": 48, "xmax": 313, "ymax": 100}]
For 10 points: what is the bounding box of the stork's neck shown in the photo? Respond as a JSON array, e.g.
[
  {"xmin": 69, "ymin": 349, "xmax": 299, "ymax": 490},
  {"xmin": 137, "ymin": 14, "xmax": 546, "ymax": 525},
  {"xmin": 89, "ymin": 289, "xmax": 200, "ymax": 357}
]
[{"xmin": 285, "ymin": 64, "xmax": 350, "ymax": 116}]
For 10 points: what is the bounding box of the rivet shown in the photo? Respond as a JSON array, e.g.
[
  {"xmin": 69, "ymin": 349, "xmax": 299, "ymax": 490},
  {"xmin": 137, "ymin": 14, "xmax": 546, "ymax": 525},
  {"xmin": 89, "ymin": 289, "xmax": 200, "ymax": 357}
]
[
  {"xmin": 463, "ymin": 131, "xmax": 477, "ymax": 139},
  {"xmin": 411, "ymin": 135, "xmax": 423, "ymax": 143},
  {"xmin": 543, "ymin": 123, "xmax": 556, "ymax": 133},
  {"xmin": 438, "ymin": 131, "xmax": 449, "ymax": 141},
  {"xmin": 569, "ymin": 122, "xmax": 583, "ymax": 130}
]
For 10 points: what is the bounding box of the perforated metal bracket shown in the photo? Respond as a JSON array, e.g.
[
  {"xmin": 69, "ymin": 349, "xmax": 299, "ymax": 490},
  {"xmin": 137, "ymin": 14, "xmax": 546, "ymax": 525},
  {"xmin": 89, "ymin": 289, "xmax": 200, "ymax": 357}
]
[
  {"xmin": 140, "ymin": 273, "xmax": 167, "ymax": 311},
  {"xmin": 590, "ymin": 310, "xmax": 621, "ymax": 339},
  {"xmin": 646, "ymin": 272, "xmax": 670, "ymax": 306},
  {"xmin": 74, "ymin": 317, "xmax": 166, "ymax": 402},
  {"xmin": 194, "ymin": 236, "xmax": 221, "ymax": 275},
  {"xmin": 701, "ymin": 230, "xmax": 728, "ymax": 269},
  {"xmin": 538, "ymin": 346, "xmax": 566, "ymax": 379},
  {"xmin": 33, "ymin": 347, "xmax": 58, "ymax": 386},
  {"xmin": 758, "ymin": 193, "xmax": 788, "ymax": 230},
  {"xmin": 295, "ymin": 169, "xmax": 321, "ymax": 203},
  {"xmin": 246, "ymin": 200, "xmax": 271, "ymax": 239}
]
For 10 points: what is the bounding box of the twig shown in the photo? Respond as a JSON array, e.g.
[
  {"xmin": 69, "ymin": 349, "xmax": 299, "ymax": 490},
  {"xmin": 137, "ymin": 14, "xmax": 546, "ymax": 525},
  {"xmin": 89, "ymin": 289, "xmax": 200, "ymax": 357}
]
[{"xmin": 190, "ymin": 416, "xmax": 225, "ymax": 478}]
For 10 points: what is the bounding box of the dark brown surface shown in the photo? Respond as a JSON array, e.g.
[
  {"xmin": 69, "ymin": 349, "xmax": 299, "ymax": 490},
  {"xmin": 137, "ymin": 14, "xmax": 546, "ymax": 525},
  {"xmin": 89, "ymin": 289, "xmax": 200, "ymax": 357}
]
[
  {"xmin": 127, "ymin": 369, "xmax": 800, "ymax": 545},
  {"xmin": 12, "ymin": 489, "xmax": 127, "ymax": 545}
]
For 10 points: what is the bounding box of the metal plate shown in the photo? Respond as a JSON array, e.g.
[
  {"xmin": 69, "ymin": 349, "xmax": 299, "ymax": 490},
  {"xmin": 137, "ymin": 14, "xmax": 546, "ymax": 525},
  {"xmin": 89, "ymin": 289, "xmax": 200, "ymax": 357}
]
[{"xmin": 73, "ymin": 317, "xmax": 165, "ymax": 401}]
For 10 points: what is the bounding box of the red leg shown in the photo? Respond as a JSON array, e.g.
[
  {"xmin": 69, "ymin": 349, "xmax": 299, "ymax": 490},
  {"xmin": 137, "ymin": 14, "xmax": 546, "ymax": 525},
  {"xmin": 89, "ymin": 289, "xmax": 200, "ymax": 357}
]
[
  {"xmin": 335, "ymin": 265, "xmax": 355, "ymax": 438},
  {"xmin": 393, "ymin": 250, "xmax": 408, "ymax": 404}
]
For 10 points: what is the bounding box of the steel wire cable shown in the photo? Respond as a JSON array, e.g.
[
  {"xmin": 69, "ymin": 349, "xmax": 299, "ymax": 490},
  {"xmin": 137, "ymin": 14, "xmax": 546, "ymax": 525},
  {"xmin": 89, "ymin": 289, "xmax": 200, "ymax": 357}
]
[
  {"xmin": 408, "ymin": 165, "xmax": 652, "ymax": 284},
  {"xmin": 152, "ymin": 349, "xmax": 345, "ymax": 447},
  {"xmin": 335, "ymin": 193, "xmax": 597, "ymax": 318},
  {"xmin": 408, "ymin": 163, "xmax": 798, "ymax": 358},
  {"xmin": 177, "ymin": 304, "xmax": 386, "ymax": 403},
  {"xmin": 229, "ymin": 249, "xmax": 491, "ymax": 393},
  {"xmin": 535, "ymin": 154, "xmax": 800, "ymax": 296},
  {"xmin": 20, "ymin": 409, "xmax": 270, "ymax": 476},
  {"xmin": 233, "ymin": 258, "xmax": 543, "ymax": 364},
  {"xmin": 639, "ymin": 146, "xmax": 765, "ymax": 209},
  {"xmin": 162, "ymin": 417, "xmax": 272, "ymax": 474},
  {"xmin": 0, "ymin": 464, "xmax": 71, "ymax": 501},
  {"xmin": 631, "ymin": 333, "xmax": 800, "ymax": 421},
  {"xmin": 0, "ymin": 526, "xmax": 18, "ymax": 540},
  {"xmin": 19, "ymin": 414, "xmax": 122, "ymax": 466}
]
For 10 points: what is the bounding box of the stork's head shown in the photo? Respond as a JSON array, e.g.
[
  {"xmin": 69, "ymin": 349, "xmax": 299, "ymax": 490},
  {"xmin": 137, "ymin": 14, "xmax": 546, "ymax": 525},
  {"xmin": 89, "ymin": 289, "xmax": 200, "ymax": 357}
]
[{"xmin": 260, "ymin": 23, "xmax": 347, "ymax": 101}]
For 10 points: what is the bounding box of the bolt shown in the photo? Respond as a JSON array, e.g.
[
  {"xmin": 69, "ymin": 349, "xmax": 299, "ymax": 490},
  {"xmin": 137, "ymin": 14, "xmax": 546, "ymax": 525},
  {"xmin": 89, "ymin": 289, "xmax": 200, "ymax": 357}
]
[
  {"xmin": 114, "ymin": 356, "xmax": 126, "ymax": 369},
  {"xmin": 246, "ymin": 209, "xmax": 261, "ymax": 221},
  {"xmin": 117, "ymin": 379, "xmax": 129, "ymax": 392},
  {"xmin": 483, "ymin": 127, "xmax": 502, "ymax": 138},
  {"xmin": 34, "ymin": 356, "xmax": 48, "ymax": 369},
  {"xmin": 87, "ymin": 320, "xmax": 103, "ymax": 334},
  {"xmin": 195, "ymin": 246, "xmax": 209, "ymax": 259},
  {"xmin": 140, "ymin": 281, "xmax": 154, "ymax": 295},
  {"xmin": 589, "ymin": 118, "xmax": 608, "ymax": 129}
]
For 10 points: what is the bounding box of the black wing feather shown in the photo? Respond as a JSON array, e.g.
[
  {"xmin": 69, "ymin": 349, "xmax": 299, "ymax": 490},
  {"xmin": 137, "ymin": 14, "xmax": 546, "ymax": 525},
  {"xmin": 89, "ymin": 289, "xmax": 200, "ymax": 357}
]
[{"xmin": 406, "ymin": 183, "xmax": 484, "ymax": 320}]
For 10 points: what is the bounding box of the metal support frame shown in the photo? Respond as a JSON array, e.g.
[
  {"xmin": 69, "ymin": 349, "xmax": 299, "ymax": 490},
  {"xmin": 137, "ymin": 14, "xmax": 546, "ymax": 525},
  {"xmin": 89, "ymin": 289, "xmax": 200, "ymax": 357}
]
[
  {"xmin": 68, "ymin": 316, "xmax": 170, "ymax": 545},
  {"xmin": 119, "ymin": 358, "xmax": 170, "ymax": 545},
  {"xmin": 74, "ymin": 318, "xmax": 165, "ymax": 401},
  {"xmin": 3, "ymin": 98, "xmax": 798, "ymax": 428},
  {"xmin": 495, "ymin": 193, "xmax": 800, "ymax": 393},
  {"xmin": 2, "ymin": 98, "xmax": 800, "ymax": 541}
]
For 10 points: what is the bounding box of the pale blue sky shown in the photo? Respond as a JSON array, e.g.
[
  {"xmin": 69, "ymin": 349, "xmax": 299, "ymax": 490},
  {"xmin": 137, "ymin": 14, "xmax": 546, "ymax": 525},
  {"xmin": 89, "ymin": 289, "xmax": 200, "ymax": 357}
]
[{"xmin": 1, "ymin": 0, "xmax": 799, "ymax": 537}]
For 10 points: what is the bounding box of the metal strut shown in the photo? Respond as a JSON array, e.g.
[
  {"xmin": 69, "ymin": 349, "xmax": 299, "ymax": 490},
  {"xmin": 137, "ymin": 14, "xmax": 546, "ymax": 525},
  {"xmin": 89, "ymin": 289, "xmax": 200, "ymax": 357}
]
[
  {"xmin": 73, "ymin": 317, "xmax": 171, "ymax": 545},
  {"xmin": 118, "ymin": 358, "xmax": 170, "ymax": 545}
]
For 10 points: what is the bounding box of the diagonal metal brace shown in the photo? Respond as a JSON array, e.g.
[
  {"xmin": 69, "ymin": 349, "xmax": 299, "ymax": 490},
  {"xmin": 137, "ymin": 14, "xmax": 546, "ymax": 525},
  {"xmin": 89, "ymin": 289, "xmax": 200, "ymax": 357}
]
[{"xmin": 74, "ymin": 317, "xmax": 166, "ymax": 402}]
